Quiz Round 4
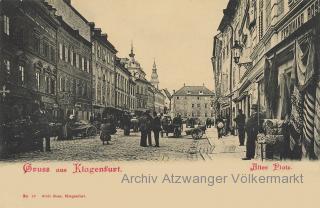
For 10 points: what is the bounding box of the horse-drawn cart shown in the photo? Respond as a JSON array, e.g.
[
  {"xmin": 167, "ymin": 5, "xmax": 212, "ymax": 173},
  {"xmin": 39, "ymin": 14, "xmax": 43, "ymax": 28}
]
[{"xmin": 185, "ymin": 125, "xmax": 207, "ymax": 139}]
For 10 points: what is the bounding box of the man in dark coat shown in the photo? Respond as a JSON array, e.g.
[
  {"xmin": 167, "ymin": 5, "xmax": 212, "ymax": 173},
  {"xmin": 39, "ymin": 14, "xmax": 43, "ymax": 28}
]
[
  {"xmin": 139, "ymin": 112, "xmax": 149, "ymax": 147},
  {"xmin": 32, "ymin": 102, "xmax": 50, "ymax": 152},
  {"xmin": 152, "ymin": 112, "xmax": 162, "ymax": 147},
  {"xmin": 234, "ymin": 109, "xmax": 246, "ymax": 146},
  {"xmin": 243, "ymin": 104, "xmax": 263, "ymax": 160},
  {"xmin": 145, "ymin": 111, "xmax": 153, "ymax": 146}
]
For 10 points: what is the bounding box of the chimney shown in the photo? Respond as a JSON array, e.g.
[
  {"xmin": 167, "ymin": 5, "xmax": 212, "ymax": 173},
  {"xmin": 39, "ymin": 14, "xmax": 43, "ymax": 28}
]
[{"xmin": 183, "ymin": 83, "xmax": 185, "ymax": 87}]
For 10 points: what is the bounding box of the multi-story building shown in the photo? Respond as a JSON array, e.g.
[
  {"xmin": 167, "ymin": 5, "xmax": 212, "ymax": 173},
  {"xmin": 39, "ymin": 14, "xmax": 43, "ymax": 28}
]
[
  {"xmin": 154, "ymin": 88, "xmax": 166, "ymax": 114},
  {"xmin": 115, "ymin": 57, "xmax": 131, "ymax": 112},
  {"xmin": 172, "ymin": 85, "xmax": 215, "ymax": 123},
  {"xmin": 213, "ymin": 0, "xmax": 320, "ymax": 158},
  {"xmin": 1, "ymin": 0, "xmax": 59, "ymax": 120},
  {"xmin": 121, "ymin": 45, "xmax": 149, "ymax": 114},
  {"xmin": 48, "ymin": 0, "xmax": 92, "ymax": 121},
  {"xmin": 91, "ymin": 25, "xmax": 117, "ymax": 116},
  {"xmin": 128, "ymin": 77, "xmax": 136, "ymax": 112}
]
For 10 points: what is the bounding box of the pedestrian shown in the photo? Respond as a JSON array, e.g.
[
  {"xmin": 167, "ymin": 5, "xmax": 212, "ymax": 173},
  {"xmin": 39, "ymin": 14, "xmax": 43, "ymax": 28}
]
[
  {"xmin": 152, "ymin": 112, "xmax": 162, "ymax": 147},
  {"xmin": 234, "ymin": 109, "xmax": 246, "ymax": 146},
  {"xmin": 145, "ymin": 110, "xmax": 153, "ymax": 146},
  {"xmin": 225, "ymin": 113, "xmax": 230, "ymax": 135},
  {"xmin": 206, "ymin": 118, "xmax": 211, "ymax": 128},
  {"xmin": 139, "ymin": 112, "xmax": 149, "ymax": 147},
  {"xmin": 243, "ymin": 104, "xmax": 264, "ymax": 160},
  {"xmin": 123, "ymin": 113, "xmax": 131, "ymax": 136},
  {"xmin": 32, "ymin": 102, "xmax": 50, "ymax": 152},
  {"xmin": 216, "ymin": 115, "xmax": 224, "ymax": 139},
  {"xmin": 100, "ymin": 117, "xmax": 113, "ymax": 145}
]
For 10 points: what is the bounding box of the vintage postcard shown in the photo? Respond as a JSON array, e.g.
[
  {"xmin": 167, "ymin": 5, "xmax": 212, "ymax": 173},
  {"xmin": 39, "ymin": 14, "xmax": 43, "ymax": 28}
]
[{"xmin": 0, "ymin": 0, "xmax": 320, "ymax": 207}]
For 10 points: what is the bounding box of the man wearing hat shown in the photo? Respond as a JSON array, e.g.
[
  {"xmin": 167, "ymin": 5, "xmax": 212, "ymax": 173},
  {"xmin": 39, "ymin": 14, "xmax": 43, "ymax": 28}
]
[{"xmin": 243, "ymin": 104, "xmax": 263, "ymax": 160}]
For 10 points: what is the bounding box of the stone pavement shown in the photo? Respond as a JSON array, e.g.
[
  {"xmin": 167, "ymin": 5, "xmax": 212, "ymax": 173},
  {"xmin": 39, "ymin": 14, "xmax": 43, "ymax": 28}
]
[
  {"xmin": 1, "ymin": 129, "xmax": 211, "ymax": 162},
  {"xmin": 205, "ymin": 127, "xmax": 246, "ymax": 159}
]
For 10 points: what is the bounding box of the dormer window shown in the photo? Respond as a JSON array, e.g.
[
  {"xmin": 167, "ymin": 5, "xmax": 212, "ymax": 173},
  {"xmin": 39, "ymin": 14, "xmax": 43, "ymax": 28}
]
[
  {"xmin": 199, "ymin": 91, "xmax": 203, "ymax": 95},
  {"xmin": 187, "ymin": 91, "xmax": 191, "ymax": 94}
]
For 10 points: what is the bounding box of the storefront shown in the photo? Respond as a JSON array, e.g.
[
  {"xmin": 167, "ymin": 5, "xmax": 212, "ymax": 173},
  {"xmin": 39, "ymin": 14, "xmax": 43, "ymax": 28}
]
[{"xmin": 264, "ymin": 10, "xmax": 320, "ymax": 159}]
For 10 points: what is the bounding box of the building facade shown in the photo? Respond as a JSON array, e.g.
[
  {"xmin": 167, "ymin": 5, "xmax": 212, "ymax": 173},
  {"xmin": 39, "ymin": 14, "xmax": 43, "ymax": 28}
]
[
  {"xmin": 115, "ymin": 57, "xmax": 131, "ymax": 112},
  {"xmin": 91, "ymin": 26, "xmax": 117, "ymax": 116},
  {"xmin": 121, "ymin": 45, "xmax": 150, "ymax": 114},
  {"xmin": 213, "ymin": 0, "xmax": 320, "ymax": 159},
  {"xmin": 1, "ymin": 0, "xmax": 59, "ymax": 120},
  {"xmin": 172, "ymin": 85, "xmax": 215, "ymax": 123}
]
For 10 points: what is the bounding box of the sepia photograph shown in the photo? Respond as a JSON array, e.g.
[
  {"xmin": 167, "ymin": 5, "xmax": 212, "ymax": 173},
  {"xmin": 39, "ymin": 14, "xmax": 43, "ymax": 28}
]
[
  {"xmin": 1, "ymin": 1, "xmax": 320, "ymax": 208},
  {"xmin": 1, "ymin": 0, "xmax": 320, "ymax": 162}
]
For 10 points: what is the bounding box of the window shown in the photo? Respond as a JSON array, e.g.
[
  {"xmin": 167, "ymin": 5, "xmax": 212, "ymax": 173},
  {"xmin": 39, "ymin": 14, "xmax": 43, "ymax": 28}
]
[
  {"xmin": 64, "ymin": 46, "xmax": 68, "ymax": 62},
  {"xmin": 43, "ymin": 42, "xmax": 49, "ymax": 58},
  {"xmin": 92, "ymin": 43, "xmax": 95, "ymax": 54},
  {"xmin": 81, "ymin": 57, "xmax": 85, "ymax": 71},
  {"xmin": 45, "ymin": 75, "xmax": 49, "ymax": 93},
  {"xmin": 192, "ymin": 104, "xmax": 194, "ymax": 108},
  {"xmin": 59, "ymin": 43, "xmax": 63, "ymax": 60},
  {"xmin": 205, "ymin": 113, "xmax": 208, "ymax": 117},
  {"xmin": 51, "ymin": 78, "xmax": 56, "ymax": 94},
  {"xmin": 50, "ymin": 47, "xmax": 55, "ymax": 62},
  {"xmin": 84, "ymin": 58, "xmax": 87, "ymax": 72},
  {"xmin": 87, "ymin": 60, "xmax": 90, "ymax": 73},
  {"xmin": 176, "ymin": 97, "xmax": 179, "ymax": 100},
  {"xmin": 197, "ymin": 104, "xmax": 200, "ymax": 108},
  {"xmin": 259, "ymin": 0, "xmax": 264, "ymax": 40},
  {"xmin": 34, "ymin": 37, "xmax": 40, "ymax": 53},
  {"xmin": 76, "ymin": 54, "xmax": 80, "ymax": 68},
  {"xmin": 4, "ymin": 59, "xmax": 10, "ymax": 75},
  {"xmin": 205, "ymin": 104, "xmax": 207, "ymax": 108},
  {"xmin": 59, "ymin": 77, "xmax": 63, "ymax": 92},
  {"xmin": 70, "ymin": 49, "xmax": 74, "ymax": 65},
  {"xmin": 197, "ymin": 97, "xmax": 200, "ymax": 100},
  {"xmin": 19, "ymin": 65, "xmax": 25, "ymax": 85},
  {"xmin": 4, "ymin": 15, "xmax": 9, "ymax": 35},
  {"xmin": 36, "ymin": 72, "xmax": 40, "ymax": 91}
]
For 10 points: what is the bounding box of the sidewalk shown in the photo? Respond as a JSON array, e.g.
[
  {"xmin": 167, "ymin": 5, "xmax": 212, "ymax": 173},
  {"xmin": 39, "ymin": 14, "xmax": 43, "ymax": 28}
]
[{"xmin": 205, "ymin": 127, "xmax": 246, "ymax": 159}]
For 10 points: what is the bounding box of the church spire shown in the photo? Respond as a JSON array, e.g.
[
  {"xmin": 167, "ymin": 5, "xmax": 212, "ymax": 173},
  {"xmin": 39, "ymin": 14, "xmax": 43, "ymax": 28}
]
[
  {"xmin": 150, "ymin": 58, "xmax": 159, "ymax": 89},
  {"xmin": 129, "ymin": 41, "xmax": 135, "ymax": 58}
]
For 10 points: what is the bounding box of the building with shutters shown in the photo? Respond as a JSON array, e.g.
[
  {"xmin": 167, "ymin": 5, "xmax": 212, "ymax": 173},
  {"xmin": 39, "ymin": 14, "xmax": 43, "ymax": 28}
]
[{"xmin": 172, "ymin": 85, "xmax": 215, "ymax": 123}]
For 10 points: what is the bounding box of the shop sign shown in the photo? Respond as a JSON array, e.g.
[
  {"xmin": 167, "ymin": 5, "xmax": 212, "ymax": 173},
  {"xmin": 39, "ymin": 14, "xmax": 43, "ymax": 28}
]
[{"xmin": 281, "ymin": 0, "xmax": 320, "ymax": 41}]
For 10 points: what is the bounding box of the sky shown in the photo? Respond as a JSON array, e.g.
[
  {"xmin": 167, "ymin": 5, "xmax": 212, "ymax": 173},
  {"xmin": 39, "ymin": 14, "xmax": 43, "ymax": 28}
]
[{"xmin": 72, "ymin": 0, "xmax": 228, "ymax": 92}]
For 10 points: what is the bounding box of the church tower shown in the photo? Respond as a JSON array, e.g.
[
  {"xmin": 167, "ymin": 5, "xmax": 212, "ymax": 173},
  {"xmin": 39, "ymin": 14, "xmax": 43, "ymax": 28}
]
[{"xmin": 150, "ymin": 59, "xmax": 160, "ymax": 89}]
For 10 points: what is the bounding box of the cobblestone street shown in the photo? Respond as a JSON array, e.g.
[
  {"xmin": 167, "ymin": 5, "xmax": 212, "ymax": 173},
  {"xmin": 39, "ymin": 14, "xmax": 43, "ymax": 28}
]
[
  {"xmin": 2, "ymin": 126, "xmax": 215, "ymax": 162},
  {"xmin": 0, "ymin": 126, "xmax": 249, "ymax": 162}
]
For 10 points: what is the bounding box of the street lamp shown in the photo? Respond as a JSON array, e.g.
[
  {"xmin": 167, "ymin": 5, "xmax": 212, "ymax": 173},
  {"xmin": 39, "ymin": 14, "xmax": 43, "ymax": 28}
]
[
  {"xmin": 232, "ymin": 40, "xmax": 242, "ymax": 64},
  {"xmin": 232, "ymin": 40, "xmax": 253, "ymax": 69}
]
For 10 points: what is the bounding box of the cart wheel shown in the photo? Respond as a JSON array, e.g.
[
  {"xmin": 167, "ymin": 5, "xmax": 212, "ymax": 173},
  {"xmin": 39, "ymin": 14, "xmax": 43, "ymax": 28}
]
[
  {"xmin": 86, "ymin": 127, "xmax": 97, "ymax": 137},
  {"xmin": 192, "ymin": 129, "xmax": 203, "ymax": 140}
]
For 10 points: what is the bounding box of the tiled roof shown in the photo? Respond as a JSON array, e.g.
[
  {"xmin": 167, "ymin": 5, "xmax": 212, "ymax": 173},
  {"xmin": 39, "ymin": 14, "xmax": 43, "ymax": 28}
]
[{"xmin": 173, "ymin": 86, "xmax": 214, "ymax": 96}]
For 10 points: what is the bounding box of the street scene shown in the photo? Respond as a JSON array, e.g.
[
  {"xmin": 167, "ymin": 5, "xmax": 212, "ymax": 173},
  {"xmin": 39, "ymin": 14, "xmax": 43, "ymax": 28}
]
[
  {"xmin": 1, "ymin": 0, "xmax": 320, "ymax": 162},
  {"xmin": 2, "ymin": 127, "xmax": 244, "ymax": 162}
]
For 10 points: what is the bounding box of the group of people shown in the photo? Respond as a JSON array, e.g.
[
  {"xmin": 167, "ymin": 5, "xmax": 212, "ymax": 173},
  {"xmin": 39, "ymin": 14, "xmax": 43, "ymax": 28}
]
[
  {"xmin": 139, "ymin": 111, "xmax": 162, "ymax": 147},
  {"xmin": 216, "ymin": 104, "xmax": 264, "ymax": 160}
]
